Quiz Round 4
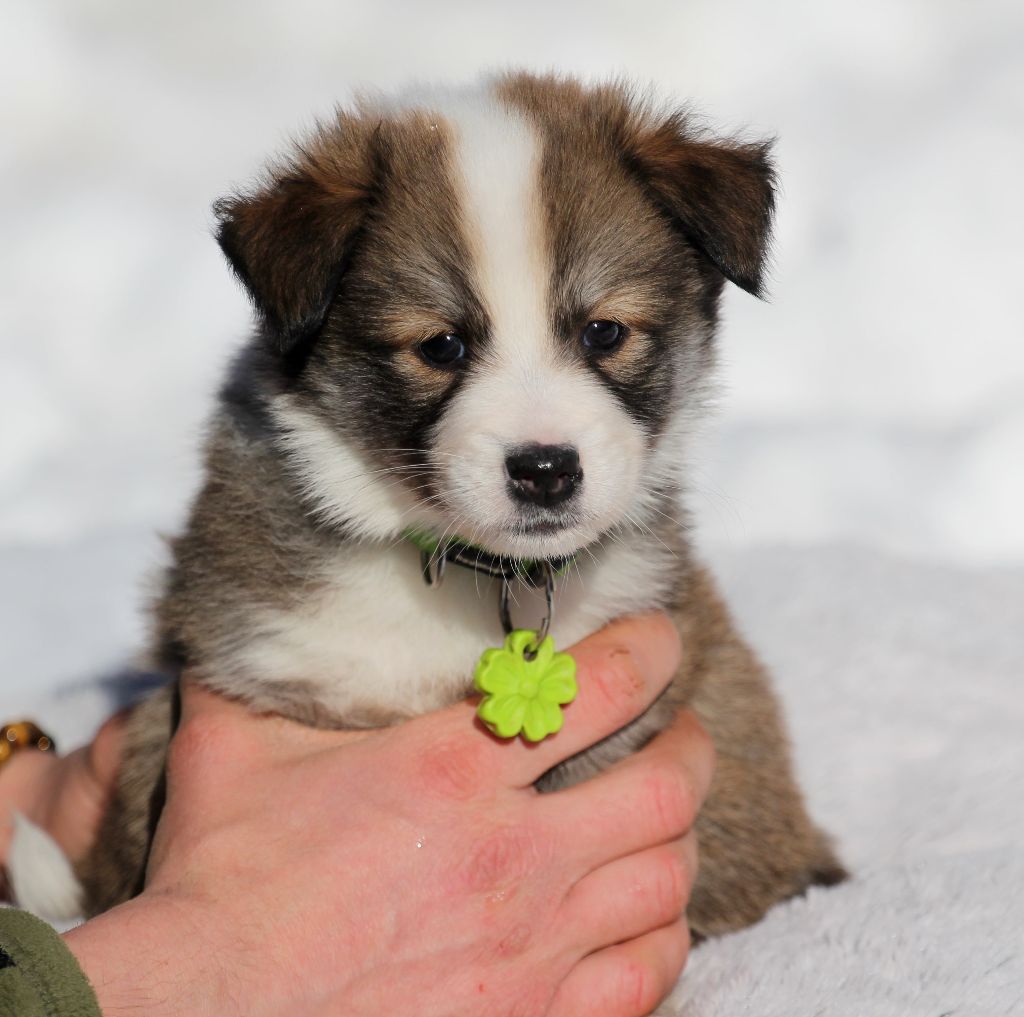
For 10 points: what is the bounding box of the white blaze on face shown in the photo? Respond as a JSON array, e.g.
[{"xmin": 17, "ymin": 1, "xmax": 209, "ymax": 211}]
[{"xmin": 432, "ymin": 93, "xmax": 647, "ymax": 558}]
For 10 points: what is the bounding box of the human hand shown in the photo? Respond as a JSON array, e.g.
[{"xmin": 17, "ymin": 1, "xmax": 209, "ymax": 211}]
[
  {"xmin": 0, "ymin": 712, "xmax": 125, "ymax": 875},
  {"xmin": 64, "ymin": 613, "xmax": 714, "ymax": 1017}
]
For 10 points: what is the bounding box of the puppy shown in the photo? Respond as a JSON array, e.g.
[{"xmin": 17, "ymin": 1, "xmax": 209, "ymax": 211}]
[{"xmin": 16, "ymin": 72, "xmax": 845, "ymax": 940}]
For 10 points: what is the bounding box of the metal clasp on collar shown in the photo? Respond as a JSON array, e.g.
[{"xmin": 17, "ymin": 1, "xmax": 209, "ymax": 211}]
[
  {"xmin": 418, "ymin": 538, "xmax": 559, "ymax": 662},
  {"xmin": 499, "ymin": 562, "xmax": 554, "ymax": 661}
]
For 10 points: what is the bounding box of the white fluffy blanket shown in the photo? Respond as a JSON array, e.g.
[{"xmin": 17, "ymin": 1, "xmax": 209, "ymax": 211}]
[
  {"xmin": 4, "ymin": 538, "xmax": 1022, "ymax": 1014},
  {"xmin": 672, "ymin": 545, "xmax": 1024, "ymax": 1016}
]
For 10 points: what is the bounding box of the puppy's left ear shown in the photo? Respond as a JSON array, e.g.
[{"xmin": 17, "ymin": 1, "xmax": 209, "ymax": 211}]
[
  {"xmin": 213, "ymin": 119, "xmax": 377, "ymax": 351},
  {"xmin": 630, "ymin": 115, "xmax": 776, "ymax": 297}
]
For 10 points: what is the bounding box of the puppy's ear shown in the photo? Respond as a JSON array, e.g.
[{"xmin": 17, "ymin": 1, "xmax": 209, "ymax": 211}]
[
  {"xmin": 630, "ymin": 114, "xmax": 776, "ymax": 297},
  {"xmin": 214, "ymin": 121, "xmax": 377, "ymax": 350}
]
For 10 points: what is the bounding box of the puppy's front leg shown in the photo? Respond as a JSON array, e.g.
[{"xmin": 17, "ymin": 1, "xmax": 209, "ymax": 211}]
[{"xmin": 676, "ymin": 567, "xmax": 846, "ymax": 938}]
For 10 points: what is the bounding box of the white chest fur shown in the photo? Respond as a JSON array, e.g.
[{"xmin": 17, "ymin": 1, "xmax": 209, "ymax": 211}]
[{"xmin": 227, "ymin": 533, "xmax": 679, "ymax": 721}]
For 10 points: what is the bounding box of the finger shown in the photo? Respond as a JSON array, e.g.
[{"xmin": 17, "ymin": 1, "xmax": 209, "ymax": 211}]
[
  {"xmin": 561, "ymin": 834, "xmax": 697, "ymax": 952},
  {"xmin": 85, "ymin": 708, "xmax": 129, "ymax": 788},
  {"xmin": 550, "ymin": 920, "xmax": 690, "ymax": 1017},
  {"xmin": 540, "ymin": 710, "xmax": 714, "ymax": 870},
  {"xmin": 407, "ymin": 613, "xmax": 682, "ymax": 793},
  {"xmin": 169, "ymin": 677, "xmax": 303, "ymax": 800}
]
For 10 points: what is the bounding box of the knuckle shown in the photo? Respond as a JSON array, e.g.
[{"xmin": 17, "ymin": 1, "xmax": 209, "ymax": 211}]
[
  {"xmin": 663, "ymin": 921, "xmax": 692, "ymax": 986},
  {"xmin": 460, "ymin": 825, "xmax": 544, "ymax": 894},
  {"xmin": 685, "ymin": 714, "xmax": 717, "ymax": 774},
  {"xmin": 588, "ymin": 648, "xmax": 647, "ymax": 726},
  {"xmin": 652, "ymin": 852, "xmax": 688, "ymax": 920},
  {"xmin": 413, "ymin": 727, "xmax": 491, "ymax": 800},
  {"xmin": 614, "ymin": 959, "xmax": 659, "ymax": 1015},
  {"xmin": 166, "ymin": 711, "xmax": 239, "ymax": 778},
  {"xmin": 87, "ymin": 710, "xmax": 128, "ymax": 780},
  {"xmin": 682, "ymin": 831, "xmax": 700, "ymax": 885},
  {"xmin": 678, "ymin": 921, "xmax": 693, "ymax": 964},
  {"xmin": 691, "ymin": 714, "xmax": 715, "ymax": 756},
  {"xmin": 414, "ymin": 733, "xmax": 489, "ymax": 800},
  {"xmin": 645, "ymin": 768, "xmax": 697, "ymax": 838}
]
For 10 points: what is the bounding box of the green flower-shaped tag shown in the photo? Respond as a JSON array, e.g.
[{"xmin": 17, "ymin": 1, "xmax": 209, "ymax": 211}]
[{"xmin": 474, "ymin": 630, "xmax": 578, "ymax": 742}]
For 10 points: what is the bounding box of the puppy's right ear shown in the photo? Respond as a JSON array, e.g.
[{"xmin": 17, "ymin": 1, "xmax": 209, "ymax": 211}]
[{"xmin": 213, "ymin": 120, "xmax": 377, "ymax": 351}]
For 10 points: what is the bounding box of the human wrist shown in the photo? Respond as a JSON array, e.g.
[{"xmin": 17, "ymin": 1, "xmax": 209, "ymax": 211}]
[{"xmin": 63, "ymin": 892, "xmax": 222, "ymax": 1017}]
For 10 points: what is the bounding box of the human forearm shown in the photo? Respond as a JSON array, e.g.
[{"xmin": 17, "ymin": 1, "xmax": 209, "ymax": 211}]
[
  {"xmin": 62, "ymin": 896, "xmax": 222, "ymax": 1017},
  {"xmin": 0, "ymin": 898, "xmax": 208, "ymax": 1017},
  {"xmin": 0, "ymin": 714, "xmax": 124, "ymax": 880}
]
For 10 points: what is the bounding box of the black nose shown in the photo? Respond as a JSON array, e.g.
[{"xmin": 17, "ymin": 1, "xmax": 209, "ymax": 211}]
[{"xmin": 505, "ymin": 444, "xmax": 582, "ymax": 508}]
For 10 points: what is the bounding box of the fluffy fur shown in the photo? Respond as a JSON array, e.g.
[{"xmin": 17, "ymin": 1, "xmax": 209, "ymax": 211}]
[
  {"xmin": 7, "ymin": 813, "xmax": 82, "ymax": 922},
  {"xmin": 13, "ymin": 73, "xmax": 845, "ymax": 947}
]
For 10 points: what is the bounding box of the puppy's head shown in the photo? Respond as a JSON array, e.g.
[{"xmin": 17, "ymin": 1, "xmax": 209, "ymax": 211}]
[{"xmin": 215, "ymin": 74, "xmax": 775, "ymax": 559}]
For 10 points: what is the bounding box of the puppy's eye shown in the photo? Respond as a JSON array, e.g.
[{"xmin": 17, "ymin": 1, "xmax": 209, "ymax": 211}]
[
  {"xmin": 418, "ymin": 332, "xmax": 466, "ymax": 367},
  {"xmin": 581, "ymin": 320, "xmax": 626, "ymax": 352}
]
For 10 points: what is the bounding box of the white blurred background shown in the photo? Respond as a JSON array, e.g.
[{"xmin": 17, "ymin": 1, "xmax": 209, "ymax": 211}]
[
  {"xmin": 2, "ymin": 0, "xmax": 1022, "ymax": 694},
  {"xmin": 4, "ymin": 8, "xmax": 1024, "ymax": 1003}
]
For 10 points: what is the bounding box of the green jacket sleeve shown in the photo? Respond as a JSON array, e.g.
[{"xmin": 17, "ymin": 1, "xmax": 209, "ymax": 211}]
[{"xmin": 0, "ymin": 908, "xmax": 101, "ymax": 1017}]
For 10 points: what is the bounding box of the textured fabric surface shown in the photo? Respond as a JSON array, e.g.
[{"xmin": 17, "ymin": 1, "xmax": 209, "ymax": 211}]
[
  {"xmin": 663, "ymin": 545, "xmax": 1024, "ymax": 1015},
  {"xmin": 0, "ymin": 907, "xmax": 102, "ymax": 1017}
]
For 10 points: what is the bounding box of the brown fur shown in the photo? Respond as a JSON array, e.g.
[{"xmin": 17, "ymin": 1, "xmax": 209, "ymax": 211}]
[
  {"xmin": 81, "ymin": 524, "xmax": 844, "ymax": 930},
  {"xmin": 75, "ymin": 74, "xmax": 845, "ymax": 945},
  {"xmin": 78, "ymin": 685, "xmax": 177, "ymax": 910}
]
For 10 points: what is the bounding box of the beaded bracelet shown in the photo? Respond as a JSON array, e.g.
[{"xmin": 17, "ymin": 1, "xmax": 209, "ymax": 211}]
[{"xmin": 0, "ymin": 721, "xmax": 57, "ymax": 773}]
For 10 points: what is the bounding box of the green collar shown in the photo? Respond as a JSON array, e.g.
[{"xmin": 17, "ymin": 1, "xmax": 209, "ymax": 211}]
[{"xmin": 403, "ymin": 528, "xmax": 579, "ymax": 588}]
